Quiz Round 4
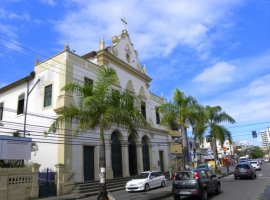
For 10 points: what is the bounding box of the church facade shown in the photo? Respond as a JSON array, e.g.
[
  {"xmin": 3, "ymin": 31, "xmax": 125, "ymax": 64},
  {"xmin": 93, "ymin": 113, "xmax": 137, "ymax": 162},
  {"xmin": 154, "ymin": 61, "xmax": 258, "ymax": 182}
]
[{"xmin": 0, "ymin": 28, "xmax": 171, "ymax": 194}]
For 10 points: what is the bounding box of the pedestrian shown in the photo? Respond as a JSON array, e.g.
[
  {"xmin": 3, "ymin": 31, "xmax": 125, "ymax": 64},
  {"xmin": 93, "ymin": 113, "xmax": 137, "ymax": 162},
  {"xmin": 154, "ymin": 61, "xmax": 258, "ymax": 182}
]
[
  {"xmin": 226, "ymin": 159, "xmax": 230, "ymax": 173},
  {"xmin": 169, "ymin": 165, "xmax": 173, "ymax": 179}
]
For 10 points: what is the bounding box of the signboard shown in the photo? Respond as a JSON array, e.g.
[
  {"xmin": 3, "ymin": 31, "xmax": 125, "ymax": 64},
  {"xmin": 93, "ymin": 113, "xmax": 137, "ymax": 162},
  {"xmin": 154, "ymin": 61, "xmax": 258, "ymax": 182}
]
[{"xmin": 0, "ymin": 135, "xmax": 32, "ymax": 160}]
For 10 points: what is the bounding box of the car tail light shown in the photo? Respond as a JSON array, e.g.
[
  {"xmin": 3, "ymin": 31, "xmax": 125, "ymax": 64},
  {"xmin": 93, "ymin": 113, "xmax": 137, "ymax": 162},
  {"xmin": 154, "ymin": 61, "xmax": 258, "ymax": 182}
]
[{"xmin": 194, "ymin": 171, "xmax": 200, "ymax": 180}]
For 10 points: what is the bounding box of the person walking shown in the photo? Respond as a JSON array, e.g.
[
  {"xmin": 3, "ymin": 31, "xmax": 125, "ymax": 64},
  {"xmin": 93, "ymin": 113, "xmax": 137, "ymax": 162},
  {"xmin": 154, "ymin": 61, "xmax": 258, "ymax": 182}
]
[
  {"xmin": 226, "ymin": 159, "xmax": 230, "ymax": 174},
  {"xmin": 169, "ymin": 165, "xmax": 174, "ymax": 179}
]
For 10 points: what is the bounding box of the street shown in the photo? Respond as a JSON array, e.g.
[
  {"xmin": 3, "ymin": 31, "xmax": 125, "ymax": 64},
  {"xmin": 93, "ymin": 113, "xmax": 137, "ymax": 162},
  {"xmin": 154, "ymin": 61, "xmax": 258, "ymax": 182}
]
[
  {"xmin": 162, "ymin": 162, "xmax": 270, "ymax": 200},
  {"xmin": 81, "ymin": 162, "xmax": 270, "ymax": 200}
]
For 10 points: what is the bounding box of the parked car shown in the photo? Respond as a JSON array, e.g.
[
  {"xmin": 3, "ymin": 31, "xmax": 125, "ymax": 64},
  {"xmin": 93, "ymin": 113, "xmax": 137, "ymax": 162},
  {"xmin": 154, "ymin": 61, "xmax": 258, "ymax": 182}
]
[
  {"xmin": 250, "ymin": 160, "xmax": 261, "ymax": 171},
  {"xmin": 234, "ymin": 162, "xmax": 256, "ymax": 179},
  {"xmin": 256, "ymin": 158, "xmax": 263, "ymax": 165},
  {"xmin": 172, "ymin": 169, "xmax": 221, "ymax": 200},
  {"xmin": 125, "ymin": 171, "xmax": 166, "ymax": 192},
  {"xmin": 239, "ymin": 156, "xmax": 249, "ymax": 163}
]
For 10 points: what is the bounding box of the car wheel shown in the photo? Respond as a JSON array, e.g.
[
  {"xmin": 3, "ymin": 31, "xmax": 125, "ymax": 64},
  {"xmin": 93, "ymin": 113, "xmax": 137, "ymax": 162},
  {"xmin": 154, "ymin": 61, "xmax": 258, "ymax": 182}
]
[
  {"xmin": 144, "ymin": 183, "xmax": 150, "ymax": 192},
  {"xmin": 200, "ymin": 189, "xmax": 207, "ymax": 200},
  {"xmin": 160, "ymin": 180, "xmax": 165, "ymax": 188},
  {"xmin": 173, "ymin": 194, "xmax": 180, "ymax": 200},
  {"xmin": 216, "ymin": 184, "xmax": 221, "ymax": 194}
]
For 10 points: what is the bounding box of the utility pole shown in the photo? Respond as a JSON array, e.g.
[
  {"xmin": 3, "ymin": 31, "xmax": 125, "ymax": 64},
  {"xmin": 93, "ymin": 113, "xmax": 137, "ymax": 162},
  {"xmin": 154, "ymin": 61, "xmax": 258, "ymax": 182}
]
[{"xmin": 23, "ymin": 77, "xmax": 40, "ymax": 137}]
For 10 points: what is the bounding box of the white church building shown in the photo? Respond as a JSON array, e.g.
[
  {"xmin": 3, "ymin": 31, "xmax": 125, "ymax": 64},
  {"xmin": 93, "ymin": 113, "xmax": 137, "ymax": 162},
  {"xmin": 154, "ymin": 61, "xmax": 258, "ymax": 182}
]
[{"xmin": 0, "ymin": 28, "xmax": 171, "ymax": 194}]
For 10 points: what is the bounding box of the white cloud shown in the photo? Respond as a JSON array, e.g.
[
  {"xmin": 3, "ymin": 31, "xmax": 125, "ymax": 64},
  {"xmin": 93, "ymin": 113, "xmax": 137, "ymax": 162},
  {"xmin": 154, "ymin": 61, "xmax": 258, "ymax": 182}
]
[
  {"xmin": 193, "ymin": 61, "xmax": 236, "ymax": 84},
  {"xmin": 53, "ymin": 0, "xmax": 244, "ymax": 59},
  {"xmin": 0, "ymin": 8, "xmax": 30, "ymax": 21},
  {"xmin": 0, "ymin": 23, "xmax": 17, "ymax": 38},
  {"xmin": 204, "ymin": 72, "xmax": 270, "ymax": 124},
  {"xmin": 248, "ymin": 74, "xmax": 270, "ymax": 97},
  {"xmin": 41, "ymin": 0, "xmax": 57, "ymax": 6}
]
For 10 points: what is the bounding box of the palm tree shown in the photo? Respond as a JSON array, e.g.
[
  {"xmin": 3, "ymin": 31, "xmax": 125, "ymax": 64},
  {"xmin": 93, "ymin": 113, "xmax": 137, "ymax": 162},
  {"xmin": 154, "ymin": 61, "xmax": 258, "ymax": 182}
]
[
  {"xmin": 50, "ymin": 66, "xmax": 146, "ymax": 200},
  {"xmin": 193, "ymin": 105, "xmax": 235, "ymax": 172},
  {"xmin": 158, "ymin": 88, "xmax": 201, "ymax": 169}
]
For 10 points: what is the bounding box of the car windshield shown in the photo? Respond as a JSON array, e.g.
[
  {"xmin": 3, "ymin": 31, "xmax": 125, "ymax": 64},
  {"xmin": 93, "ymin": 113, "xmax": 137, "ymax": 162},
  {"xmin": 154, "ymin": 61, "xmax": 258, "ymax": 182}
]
[
  {"xmin": 134, "ymin": 173, "xmax": 149, "ymax": 179},
  {"xmin": 250, "ymin": 161, "xmax": 257, "ymax": 164},
  {"xmin": 198, "ymin": 165, "xmax": 207, "ymax": 169},
  {"xmin": 236, "ymin": 164, "xmax": 250, "ymax": 169},
  {"xmin": 240, "ymin": 158, "xmax": 247, "ymax": 162},
  {"xmin": 175, "ymin": 172, "xmax": 194, "ymax": 180}
]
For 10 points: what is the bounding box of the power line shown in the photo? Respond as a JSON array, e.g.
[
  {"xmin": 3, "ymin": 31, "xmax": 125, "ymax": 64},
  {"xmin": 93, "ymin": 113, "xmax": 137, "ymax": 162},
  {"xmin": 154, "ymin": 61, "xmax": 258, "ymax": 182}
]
[{"xmin": 0, "ymin": 37, "xmax": 99, "ymax": 83}]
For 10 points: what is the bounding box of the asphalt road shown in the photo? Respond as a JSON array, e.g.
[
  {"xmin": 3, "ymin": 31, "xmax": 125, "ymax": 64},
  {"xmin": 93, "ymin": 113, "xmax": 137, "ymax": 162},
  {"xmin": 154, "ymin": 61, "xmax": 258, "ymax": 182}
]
[{"xmin": 162, "ymin": 161, "xmax": 270, "ymax": 200}]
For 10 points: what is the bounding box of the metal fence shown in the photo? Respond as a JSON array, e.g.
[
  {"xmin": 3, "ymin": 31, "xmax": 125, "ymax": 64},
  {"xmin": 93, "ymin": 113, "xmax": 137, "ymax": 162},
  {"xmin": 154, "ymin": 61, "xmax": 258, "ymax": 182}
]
[{"xmin": 38, "ymin": 168, "xmax": 57, "ymax": 198}]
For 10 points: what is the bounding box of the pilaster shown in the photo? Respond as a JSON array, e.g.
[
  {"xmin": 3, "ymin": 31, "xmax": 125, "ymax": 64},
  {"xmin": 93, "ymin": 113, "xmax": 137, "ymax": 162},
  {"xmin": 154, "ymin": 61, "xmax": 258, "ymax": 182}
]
[
  {"xmin": 149, "ymin": 144, "xmax": 158, "ymax": 171},
  {"xmin": 136, "ymin": 142, "xmax": 143, "ymax": 173},
  {"xmin": 105, "ymin": 140, "xmax": 113, "ymax": 179},
  {"xmin": 121, "ymin": 141, "xmax": 130, "ymax": 177}
]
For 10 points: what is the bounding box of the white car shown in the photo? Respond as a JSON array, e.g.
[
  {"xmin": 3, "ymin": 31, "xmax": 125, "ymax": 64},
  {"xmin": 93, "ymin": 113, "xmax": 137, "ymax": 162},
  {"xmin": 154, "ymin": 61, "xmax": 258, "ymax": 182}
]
[
  {"xmin": 250, "ymin": 160, "xmax": 261, "ymax": 171},
  {"xmin": 125, "ymin": 171, "xmax": 166, "ymax": 192}
]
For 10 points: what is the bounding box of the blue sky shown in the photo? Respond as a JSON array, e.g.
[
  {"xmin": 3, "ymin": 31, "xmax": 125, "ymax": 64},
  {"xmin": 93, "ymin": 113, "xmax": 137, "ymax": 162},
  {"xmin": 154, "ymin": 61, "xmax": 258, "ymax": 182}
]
[{"xmin": 1, "ymin": 0, "xmax": 270, "ymax": 146}]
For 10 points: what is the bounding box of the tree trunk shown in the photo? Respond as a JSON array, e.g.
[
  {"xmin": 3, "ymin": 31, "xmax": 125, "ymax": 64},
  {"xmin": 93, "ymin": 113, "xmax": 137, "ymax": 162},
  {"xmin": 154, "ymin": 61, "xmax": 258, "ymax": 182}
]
[
  {"xmin": 181, "ymin": 125, "xmax": 188, "ymax": 169},
  {"xmin": 211, "ymin": 137, "xmax": 219, "ymax": 173},
  {"xmin": 97, "ymin": 128, "xmax": 108, "ymax": 200}
]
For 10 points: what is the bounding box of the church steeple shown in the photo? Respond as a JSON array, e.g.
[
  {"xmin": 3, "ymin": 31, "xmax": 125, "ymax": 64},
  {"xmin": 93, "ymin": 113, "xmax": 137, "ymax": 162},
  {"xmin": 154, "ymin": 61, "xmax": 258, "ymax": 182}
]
[
  {"xmin": 64, "ymin": 42, "xmax": 70, "ymax": 51},
  {"xmin": 121, "ymin": 17, "xmax": 129, "ymax": 36},
  {"xmin": 99, "ymin": 36, "xmax": 105, "ymax": 50}
]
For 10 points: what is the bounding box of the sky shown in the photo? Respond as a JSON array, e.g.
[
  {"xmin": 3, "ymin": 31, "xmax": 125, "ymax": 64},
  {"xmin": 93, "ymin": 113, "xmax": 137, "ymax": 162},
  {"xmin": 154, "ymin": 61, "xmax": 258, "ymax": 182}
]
[{"xmin": 0, "ymin": 0, "xmax": 270, "ymax": 146}]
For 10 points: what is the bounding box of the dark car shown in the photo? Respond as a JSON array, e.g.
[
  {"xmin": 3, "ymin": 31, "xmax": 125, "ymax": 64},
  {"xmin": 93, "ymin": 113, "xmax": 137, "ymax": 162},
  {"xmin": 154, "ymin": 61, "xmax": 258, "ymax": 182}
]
[
  {"xmin": 197, "ymin": 164, "xmax": 215, "ymax": 175},
  {"xmin": 234, "ymin": 162, "xmax": 256, "ymax": 180},
  {"xmin": 172, "ymin": 169, "xmax": 221, "ymax": 200}
]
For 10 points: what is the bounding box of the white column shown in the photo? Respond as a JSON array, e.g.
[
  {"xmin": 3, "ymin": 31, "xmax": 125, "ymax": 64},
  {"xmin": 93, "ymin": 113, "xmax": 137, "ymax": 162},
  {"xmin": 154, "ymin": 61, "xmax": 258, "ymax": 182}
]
[
  {"xmin": 122, "ymin": 141, "xmax": 130, "ymax": 177},
  {"xmin": 105, "ymin": 140, "xmax": 113, "ymax": 179},
  {"xmin": 136, "ymin": 142, "xmax": 143, "ymax": 173}
]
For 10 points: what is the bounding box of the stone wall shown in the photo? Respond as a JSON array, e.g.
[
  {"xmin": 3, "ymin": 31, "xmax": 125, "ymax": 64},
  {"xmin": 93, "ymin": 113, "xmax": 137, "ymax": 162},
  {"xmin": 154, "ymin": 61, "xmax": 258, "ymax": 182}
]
[{"xmin": 0, "ymin": 163, "xmax": 40, "ymax": 200}]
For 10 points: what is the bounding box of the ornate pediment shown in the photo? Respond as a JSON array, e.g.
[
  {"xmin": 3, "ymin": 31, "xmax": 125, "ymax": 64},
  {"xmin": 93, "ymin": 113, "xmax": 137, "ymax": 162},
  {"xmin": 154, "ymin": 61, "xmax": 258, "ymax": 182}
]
[{"xmin": 108, "ymin": 30, "xmax": 145, "ymax": 73}]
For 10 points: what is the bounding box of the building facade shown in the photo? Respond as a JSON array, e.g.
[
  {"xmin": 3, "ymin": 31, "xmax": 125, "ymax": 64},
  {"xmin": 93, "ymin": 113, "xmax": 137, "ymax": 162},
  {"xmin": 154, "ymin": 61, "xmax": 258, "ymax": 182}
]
[
  {"xmin": 261, "ymin": 128, "xmax": 270, "ymax": 149},
  {"xmin": 200, "ymin": 138, "xmax": 234, "ymax": 158},
  {"xmin": 0, "ymin": 29, "xmax": 171, "ymax": 194}
]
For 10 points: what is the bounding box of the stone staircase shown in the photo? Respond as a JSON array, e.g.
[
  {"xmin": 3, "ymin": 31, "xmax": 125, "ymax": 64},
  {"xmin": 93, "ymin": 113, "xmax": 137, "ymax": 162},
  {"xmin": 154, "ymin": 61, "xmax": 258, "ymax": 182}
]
[{"xmin": 70, "ymin": 176, "xmax": 134, "ymax": 199}]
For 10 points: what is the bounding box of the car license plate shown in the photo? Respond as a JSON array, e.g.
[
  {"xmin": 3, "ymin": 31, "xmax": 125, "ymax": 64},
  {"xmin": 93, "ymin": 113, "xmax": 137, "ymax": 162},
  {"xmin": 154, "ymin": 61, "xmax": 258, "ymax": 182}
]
[{"xmin": 179, "ymin": 191, "xmax": 191, "ymax": 195}]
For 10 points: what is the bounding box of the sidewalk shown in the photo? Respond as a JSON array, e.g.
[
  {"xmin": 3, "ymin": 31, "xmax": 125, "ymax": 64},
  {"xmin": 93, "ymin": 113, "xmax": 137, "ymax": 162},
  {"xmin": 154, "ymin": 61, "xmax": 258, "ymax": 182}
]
[
  {"xmin": 79, "ymin": 180, "xmax": 173, "ymax": 200},
  {"xmin": 40, "ymin": 168, "xmax": 234, "ymax": 200}
]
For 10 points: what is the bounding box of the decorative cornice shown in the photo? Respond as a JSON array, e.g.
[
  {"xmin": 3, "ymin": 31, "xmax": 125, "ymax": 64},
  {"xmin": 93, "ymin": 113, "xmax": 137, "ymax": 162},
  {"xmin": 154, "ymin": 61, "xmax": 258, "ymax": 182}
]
[{"xmin": 96, "ymin": 49, "xmax": 152, "ymax": 83}]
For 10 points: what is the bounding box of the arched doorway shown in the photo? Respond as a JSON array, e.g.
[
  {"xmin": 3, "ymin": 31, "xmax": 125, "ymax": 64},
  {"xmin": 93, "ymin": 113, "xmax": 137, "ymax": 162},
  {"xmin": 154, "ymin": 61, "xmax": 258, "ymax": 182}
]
[
  {"xmin": 128, "ymin": 135, "xmax": 137, "ymax": 176},
  {"xmin": 142, "ymin": 136, "xmax": 150, "ymax": 171},
  {"xmin": 111, "ymin": 131, "xmax": 123, "ymax": 177}
]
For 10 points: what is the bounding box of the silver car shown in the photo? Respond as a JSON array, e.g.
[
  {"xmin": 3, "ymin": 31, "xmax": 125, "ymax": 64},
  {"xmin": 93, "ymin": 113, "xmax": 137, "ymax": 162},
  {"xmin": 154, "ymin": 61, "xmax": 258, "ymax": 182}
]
[{"xmin": 250, "ymin": 160, "xmax": 261, "ymax": 171}]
